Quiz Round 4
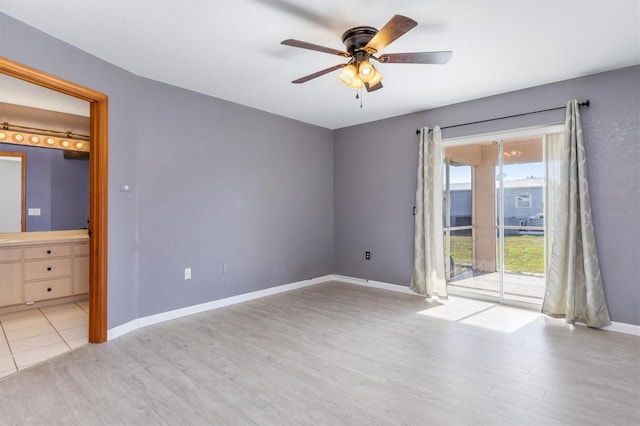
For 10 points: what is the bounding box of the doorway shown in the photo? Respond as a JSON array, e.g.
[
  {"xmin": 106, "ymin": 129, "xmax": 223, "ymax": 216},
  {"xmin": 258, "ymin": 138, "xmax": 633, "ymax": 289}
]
[
  {"xmin": 0, "ymin": 57, "xmax": 108, "ymax": 343},
  {"xmin": 442, "ymin": 127, "xmax": 562, "ymax": 309}
]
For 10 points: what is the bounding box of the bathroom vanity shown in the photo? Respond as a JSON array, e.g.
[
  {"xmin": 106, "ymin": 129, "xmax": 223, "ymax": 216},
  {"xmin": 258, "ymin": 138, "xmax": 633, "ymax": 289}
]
[{"xmin": 0, "ymin": 230, "xmax": 89, "ymax": 310}]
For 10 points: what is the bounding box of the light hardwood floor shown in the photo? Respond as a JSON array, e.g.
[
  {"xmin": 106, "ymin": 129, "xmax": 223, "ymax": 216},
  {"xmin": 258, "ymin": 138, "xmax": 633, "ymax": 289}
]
[{"xmin": 1, "ymin": 281, "xmax": 638, "ymax": 425}]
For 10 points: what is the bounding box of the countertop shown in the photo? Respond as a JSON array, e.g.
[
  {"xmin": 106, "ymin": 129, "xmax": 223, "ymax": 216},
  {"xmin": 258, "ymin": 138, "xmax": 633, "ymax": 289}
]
[{"xmin": 0, "ymin": 230, "xmax": 89, "ymax": 247}]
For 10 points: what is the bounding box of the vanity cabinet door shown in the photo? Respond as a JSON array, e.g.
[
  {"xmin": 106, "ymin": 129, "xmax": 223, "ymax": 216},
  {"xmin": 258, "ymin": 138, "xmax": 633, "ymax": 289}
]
[
  {"xmin": 74, "ymin": 256, "xmax": 89, "ymax": 294},
  {"xmin": 0, "ymin": 263, "xmax": 22, "ymax": 306}
]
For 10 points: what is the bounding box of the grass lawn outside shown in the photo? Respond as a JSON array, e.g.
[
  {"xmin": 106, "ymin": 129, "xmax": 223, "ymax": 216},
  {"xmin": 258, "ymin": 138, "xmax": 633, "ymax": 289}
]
[{"xmin": 449, "ymin": 234, "xmax": 544, "ymax": 274}]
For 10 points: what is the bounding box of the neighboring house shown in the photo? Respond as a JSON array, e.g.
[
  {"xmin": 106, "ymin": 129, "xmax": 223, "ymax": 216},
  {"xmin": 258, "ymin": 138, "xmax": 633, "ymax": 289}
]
[{"xmin": 444, "ymin": 178, "xmax": 545, "ymax": 234}]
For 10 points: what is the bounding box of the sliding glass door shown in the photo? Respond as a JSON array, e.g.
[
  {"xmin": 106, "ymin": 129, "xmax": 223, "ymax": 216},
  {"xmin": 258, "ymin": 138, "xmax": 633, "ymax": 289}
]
[{"xmin": 443, "ymin": 136, "xmax": 547, "ymax": 309}]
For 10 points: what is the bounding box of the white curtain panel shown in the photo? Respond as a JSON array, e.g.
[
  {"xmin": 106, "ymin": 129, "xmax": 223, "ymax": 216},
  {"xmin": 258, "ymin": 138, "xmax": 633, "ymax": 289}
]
[
  {"xmin": 544, "ymin": 132, "xmax": 564, "ymax": 279},
  {"xmin": 542, "ymin": 100, "xmax": 611, "ymax": 328},
  {"xmin": 411, "ymin": 127, "xmax": 447, "ymax": 298}
]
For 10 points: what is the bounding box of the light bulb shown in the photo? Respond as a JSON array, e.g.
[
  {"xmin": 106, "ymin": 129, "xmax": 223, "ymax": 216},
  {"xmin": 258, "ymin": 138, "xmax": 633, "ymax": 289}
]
[
  {"xmin": 30, "ymin": 135, "xmax": 40, "ymax": 143},
  {"xmin": 13, "ymin": 134, "xmax": 24, "ymax": 142},
  {"xmin": 45, "ymin": 138, "xmax": 56, "ymax": 145},
  {"xmin": 358, "ymin": 61, "xmax": 375, "ymax": 82},
  {"xmin": 0, "ymin": 132, "xmax": 6, "ymax": 140}
]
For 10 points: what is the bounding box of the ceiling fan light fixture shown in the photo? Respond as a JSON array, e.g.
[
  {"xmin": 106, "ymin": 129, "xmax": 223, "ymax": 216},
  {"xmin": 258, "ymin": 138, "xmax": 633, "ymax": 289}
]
[
  {"xmin": 339, "ymin": 64, "xmax": 358, "ymax": 87},
  {"xmin": 283, "ymin": 15, "xmax": 451, "ymax": 95}
]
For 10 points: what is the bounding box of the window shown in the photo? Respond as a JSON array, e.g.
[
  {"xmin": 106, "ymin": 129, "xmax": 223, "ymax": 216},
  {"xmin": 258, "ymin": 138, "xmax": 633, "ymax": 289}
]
[{"xmin": 516, "ymin": 193, "xmax": 531, "ymax": 208}]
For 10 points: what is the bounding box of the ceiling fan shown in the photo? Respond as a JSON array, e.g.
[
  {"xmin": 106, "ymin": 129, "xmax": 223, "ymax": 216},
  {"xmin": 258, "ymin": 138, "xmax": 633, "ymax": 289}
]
[{"xmin": 281, "ymin": 15, "xmax": 452, "ymax": 92}]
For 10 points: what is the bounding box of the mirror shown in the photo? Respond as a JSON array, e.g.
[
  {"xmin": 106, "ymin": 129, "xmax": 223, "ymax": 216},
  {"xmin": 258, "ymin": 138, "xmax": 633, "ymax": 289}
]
[
  {"xmin": 0, "ymin": 142, "xmax": 90, "ymax": 233},
  {"xmin": 0, "ymin": 80, "xmax": 90, "ymax": 234},
  {"xmin": 0, "ymin": 151, "xmax": 25, "ymax": 232}
]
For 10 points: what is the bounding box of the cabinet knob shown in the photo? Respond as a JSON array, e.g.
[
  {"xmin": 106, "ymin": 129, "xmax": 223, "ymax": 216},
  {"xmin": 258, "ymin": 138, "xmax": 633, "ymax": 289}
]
[
  {"xmin": 47, "ymin": 267, "xmax": 52, "ymax": 271},
  {"xmin": 47, "ymin": 250, "xmax": 52, "ymax": 254},
  {"xmin": 47, "ymin": 288, "xmax": 52, "ymax": 292}
]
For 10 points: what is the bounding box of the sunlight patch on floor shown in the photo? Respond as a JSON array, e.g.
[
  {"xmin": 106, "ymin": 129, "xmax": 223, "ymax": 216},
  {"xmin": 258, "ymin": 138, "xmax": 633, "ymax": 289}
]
[
  {"xmin": 417, "ymin": 297, "xmax": 495, "ymax": 321},
  {"xmin": 459, "ymin": 304, "xmax": 541, "ymax": 333},
  {"xmin": 417, "ymin": 296, "xmax": 541, "ymax": 333}
]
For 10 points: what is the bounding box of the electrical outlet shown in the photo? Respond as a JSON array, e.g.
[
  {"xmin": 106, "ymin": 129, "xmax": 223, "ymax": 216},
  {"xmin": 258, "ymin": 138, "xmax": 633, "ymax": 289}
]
[
  {"xmin": 223, "ymin": 263, "xmax": 229, "ymax": 273},
  {"xmin": 184, "ymin": 267, "xmax": 191, "ymax": 280},
  {"xmin": 365, "ymin": 251, "xmax": 371, "ymax": 260}
]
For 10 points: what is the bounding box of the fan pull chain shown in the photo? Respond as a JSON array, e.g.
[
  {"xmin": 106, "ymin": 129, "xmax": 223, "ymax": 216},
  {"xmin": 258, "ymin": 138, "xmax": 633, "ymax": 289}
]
[{"xmin": 355, "ymin": 89, "xmax": 363, "ymax": 108}]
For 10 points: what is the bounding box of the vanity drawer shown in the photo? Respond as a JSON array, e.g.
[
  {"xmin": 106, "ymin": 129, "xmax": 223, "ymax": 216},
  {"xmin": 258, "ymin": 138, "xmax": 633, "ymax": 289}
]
[
  {"xmin": 24, "ymin": 278, "xmax": 73, "ymax": 302},
  {"xmin": 0, "ymin": 248, "xmax": 22, "ymax": 262},
  {"xmin": 23, "ymin": 258, "xmax": 72, "ymax": 281},
  {"xmin": 23, "ymin": 244, "xmax": 72, "ymax": 260},
  {"xmin": 73, "ymin": 243, "xmax": 89, "ymax": 256}
]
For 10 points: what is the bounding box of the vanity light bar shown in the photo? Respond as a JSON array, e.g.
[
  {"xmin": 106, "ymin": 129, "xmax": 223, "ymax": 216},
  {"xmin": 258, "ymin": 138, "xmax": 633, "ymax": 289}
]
[{"xmin": 0, "ymin": 129, "xmax": 90, "ymax": 152}]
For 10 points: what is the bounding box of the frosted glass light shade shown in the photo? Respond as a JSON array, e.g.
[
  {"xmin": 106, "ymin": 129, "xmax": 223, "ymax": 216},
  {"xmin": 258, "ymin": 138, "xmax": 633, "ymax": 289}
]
[
  {"xmin": 367, "ymin": 68, "xmax": 383, "ymax": 87},
  {"xmin": 339, "ymin": 64, "xmax": 358, "ymax": 87}
]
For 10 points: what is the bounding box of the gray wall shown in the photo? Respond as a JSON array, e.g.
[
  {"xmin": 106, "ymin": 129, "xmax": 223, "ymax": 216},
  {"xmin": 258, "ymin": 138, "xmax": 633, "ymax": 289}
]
[
  {"xmin": 50, "ymin": 151, "xmax": 90, "ymax": 231},
  {"xmin": 133, "ymin": 79, "xmax": 334, "ymax": 316},
  {"xmin": 334, "ymin": 66, "xmax": 640, "ymax": 326},
  {"xmin": 1, "ymin": 13, "xmax": 334, "ymax": 328}
]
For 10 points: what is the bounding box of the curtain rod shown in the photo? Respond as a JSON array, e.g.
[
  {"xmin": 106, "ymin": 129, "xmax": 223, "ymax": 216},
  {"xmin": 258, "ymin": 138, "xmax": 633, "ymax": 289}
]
[
  {"xmin": 415, "ymin": 100, "xmax": 590, "ymax": 135},
  {"xmin": 1, "ymin": 121, "xmax": 89, "ymax": 140}
]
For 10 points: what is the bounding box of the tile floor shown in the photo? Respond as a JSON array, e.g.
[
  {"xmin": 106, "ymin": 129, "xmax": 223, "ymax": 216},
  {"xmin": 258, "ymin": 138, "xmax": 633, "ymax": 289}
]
[{"xmin": 0, "ymin": 301, "xmax": 88, "ymax": 379}]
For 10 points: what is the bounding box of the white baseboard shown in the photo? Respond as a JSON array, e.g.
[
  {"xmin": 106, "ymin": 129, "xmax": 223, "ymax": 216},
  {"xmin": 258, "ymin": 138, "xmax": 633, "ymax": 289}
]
[
  {"xmin": 108, "ymin": 275, "xmax": 333, "ymax": 340},
  {"xmin": 333, "ymin": 275, "xmax": 640, "ymax": 336},
  {"xmin": 601, "ymin": 321, "xmax": 640, "ymax": 336},
  {"xmin": 331, "ymin": 274, "xmax": 418, "ymax": 295},
  {"xmin": 108, "ymin": 273, "xmax": 640, "ymax": 340}
]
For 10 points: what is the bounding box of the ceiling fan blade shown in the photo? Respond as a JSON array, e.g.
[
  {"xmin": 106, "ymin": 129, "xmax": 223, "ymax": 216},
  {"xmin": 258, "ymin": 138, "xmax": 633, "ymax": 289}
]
[
  {"xmin": 251, "ymin": 0, "xmax": 350, "ymax": 32},
  {"xmin": 364, "ymin": 15, "xmax": 418, "ymax": 53},
  {"xmin": 379, "ymin": 51, "xmax": 453, "ymax": 64},
  {"xmin": 365, "ymin": 82, "xmax": 384, "ymax": 92},
  {"xmin": 292, "ymin": 64, "xmax": 346, "ymax": 84},
  {"xmin": 281, "ymin": 39, "xmax": 350, "ymax": 57}
]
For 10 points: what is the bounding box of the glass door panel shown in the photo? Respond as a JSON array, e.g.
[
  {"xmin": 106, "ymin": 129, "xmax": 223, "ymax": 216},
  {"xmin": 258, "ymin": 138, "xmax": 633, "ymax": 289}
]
[
  {"xmin": 444, "ymin": 137, "xmax": 546, "ymax": 309},
  {"xmin": 443, "ymin": 144, "xmax": 500, "ymax": 301},
  {"xmin": 499, "ymin": 139, "xmax": 545, "ymax": 306}
]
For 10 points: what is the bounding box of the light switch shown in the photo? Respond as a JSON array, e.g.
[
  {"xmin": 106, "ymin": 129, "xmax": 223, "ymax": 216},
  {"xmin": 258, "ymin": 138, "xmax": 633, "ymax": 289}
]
[{"xmin": 28, "ymin": 208, "xmax": 41, "ymax": 216}]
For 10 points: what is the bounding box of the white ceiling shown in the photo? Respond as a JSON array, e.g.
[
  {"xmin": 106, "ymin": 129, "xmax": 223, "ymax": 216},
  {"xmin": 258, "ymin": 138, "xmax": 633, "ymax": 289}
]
[
  {"xmin": 0, "ymin": 74, "xmax": 90, "ymax": 117},
  {"xmin": 1, "ymin": 0, "xmax": 638, "ymax": 129}
]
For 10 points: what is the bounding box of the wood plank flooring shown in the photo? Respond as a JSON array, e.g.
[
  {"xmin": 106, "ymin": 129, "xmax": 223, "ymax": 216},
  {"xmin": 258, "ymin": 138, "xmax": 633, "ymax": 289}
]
[{"xmin": 0, "ymin": 281, "xmax": 638, "ymax": 425}]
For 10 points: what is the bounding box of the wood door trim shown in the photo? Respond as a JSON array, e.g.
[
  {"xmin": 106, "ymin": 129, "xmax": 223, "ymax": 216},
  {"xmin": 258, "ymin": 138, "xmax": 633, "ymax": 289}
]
[{"xmin": 0, "ymin": 57, "xmax": 108, "ymax": 343}]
